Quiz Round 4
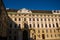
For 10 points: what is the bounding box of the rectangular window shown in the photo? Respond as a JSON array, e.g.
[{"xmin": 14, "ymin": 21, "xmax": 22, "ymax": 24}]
[
  {"xmin": 54, "ymin": 29, "xmax": 55, "ymax": 33},
  {"xmin": 30, "ymin": 24, "xmax": 31, "ymax": 28},
  {"xmin": 41, "ymin": 18, "xmax": 42, "ymax": 21},
  {"xmin": 15, "ymin": 18, "xmax": 17, "ymax": 21},
  {"xmin": 24, "ymin": 18, "xmax": 26, "ymax": 21},
  {"xmin": 55, "ymin": 18, "xmax": 57, "ymax": 21},
  {"xmin": 37, "ymin": 18, "xmax": 39, "ymax": 21},
  {"xmin": 50, "ymin": 29, "xmax": 52, "ymax": 33},
  {"xmin": 49, "ymin": 24, "xmax": 51, "ymax": 28},
  {"xmin": 44, "ymin": 18, "xmax": 46, "ymax": 21},
  {"xmin": 33, "ymin": 24, "xmax": 35, "ymax": 27},
  {"xmin": 47, "ymin": 34, "xmax": 49, "ymax": 38},
  {"xmin": 46, "ymin": 29, "xmax": 48, "ymax": 33},
  {"xmin": 19, "ymin": 18, "xmax": 21, "ymax": 21},
  {"xmin": 33, "ymin": 18, "xmax": 35, "ymax": 21},
  {"xmin": 29, "ymin": 18, "xmax": 31, "ymax": 21},
  {"xmin": 14, "ymin": 24, "xmax": 17, "ymax": 28},
  {"xmin": 41, "ymin": 24, "xmax": 43, "ymax": 28},
  {"xmin": 45, "ymin": 24, "xmax": 47, "ymax": 28},
  {"xmin": 48, "ymin": 18, "xmax": 50, "ymax": 21},
  {"xmin": 51, "ymin": 34, "xmax": 52, "ymax": 37},
  {"xmin": 56, "ymin": 23, "xmax": 59, "ymax": 27},
  {"xmin": 42, "ymin": 30, "xmax": 44, "ymax": 33},
  {"xmin": 38, "ymin": 30, "xmax": 40, "ymax": 33},
  {"xmin": 52, "ymin": 18, "xmax": 53, "ymax": 21},
  {"xmin": 38, "ymin": 24, "xmax": 39, "ymax": 28},
  {"xmin": 18, "ymin": 24, "xmax": 20, "ymax": 28},
  {"xmin": 53, "ymin": 24, "xmax": 55, "ymax": 27}
]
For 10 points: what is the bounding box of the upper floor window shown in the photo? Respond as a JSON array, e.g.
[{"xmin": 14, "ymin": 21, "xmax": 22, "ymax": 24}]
[
  {"xmin": 46, "ymin": 29, "xmax": 48, "ymax": 33},
  {"xmin": 45, "ymin": 24, "xmax": 47, "ymax": 28},
  {"xmin": 29, "ymin": 18, "xmax": 31, "ymax": 21},
  {"xmin": 38, "ymin": 30, "xmax": 40, "ymax": 33},
  {"xmin": 37, "ymin": 24, "xmax": 39, "ymax": 28},
  {"xmin": 29, "ymin": 24, "xmax": 31, "ymax": 28},
  {"xmin": 10, "ymin": 23, "xmax": 12, "ymax": 28},
  {"xmin": 41, "ymin": 18, "xmax": 43, "ymax": 21},
  {"xmin": 33, "ymin": 18, "xmax": 35, "ymax": 21},
  {"xmin": 37, "ymin": 18, "xmax": 39, "ymax": 21},
  {"xmin": 24, "ymin": 18, "xmax": 26, "ymax": 21},
  {"xmin": 49, "ymin": 24, "xmax": 51, "ymax": 28},
  {"xmin": 41, "ymin": 24, "xmax": 43, "ymax": 28},
  {"xmin": 48, "ymin": 18, "xmax": 50, "ymax": 21},
  {"xmin": 53, "ymin": 24, "xmax": 55, "ymax": 27},
  {"xmin": 19, "ymin": 18, "xmax": 21, "ymax": 21},
  {"xmin": 18, "ymin": 24, "xmax": 20, "ymax": 28},
  {"xmin": 33, "ymin": 24, "xmax": 35, "ymax": 27},
  {"xmin": 14, "ymin": 24, "xmax": 17, "ymax": 28},
  {"xmin": 56, "ymin": 23, "xmax": 59, "ymax": 27},
  {"xmin": 44, "ymin": 18, "xmax": 46, "ymax": 21},
  {"xmin": 15, "ymin": 18, "xmax": 17, "ymax": 21},
  {"xmin": 42, "ymin": 30, "xmax": 44, "ymax": 33}
]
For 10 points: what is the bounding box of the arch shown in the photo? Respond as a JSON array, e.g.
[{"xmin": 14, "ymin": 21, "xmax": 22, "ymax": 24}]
[{"xmin": 23, "ymin": 30, "xmax": 28, "ymax": 40}]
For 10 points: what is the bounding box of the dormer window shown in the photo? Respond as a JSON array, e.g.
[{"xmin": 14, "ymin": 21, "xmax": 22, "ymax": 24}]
[{"xmin": 17, "ymin": 8, "xmax": 32, "ymax": 13}]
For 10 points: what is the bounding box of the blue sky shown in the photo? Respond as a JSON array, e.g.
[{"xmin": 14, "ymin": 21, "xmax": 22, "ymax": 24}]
[{"xmin": 3, "ymin": 0, "xmax": 60, "ymax": 10}]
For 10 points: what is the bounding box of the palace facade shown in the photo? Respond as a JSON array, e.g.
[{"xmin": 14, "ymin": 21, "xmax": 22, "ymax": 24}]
[{"xmin": 7, "ymin": 8, "xmax": 60, "ymax": 40}]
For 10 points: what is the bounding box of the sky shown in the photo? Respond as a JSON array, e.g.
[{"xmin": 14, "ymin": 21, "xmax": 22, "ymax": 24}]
[{"xmin": 3, "ymin": 0, "xmax": 60, "ymax": 10}]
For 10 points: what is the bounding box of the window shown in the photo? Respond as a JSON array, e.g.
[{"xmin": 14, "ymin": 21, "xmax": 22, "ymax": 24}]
[
  {"xmin": 46, "ymin": 29, "xmax": 48, "ymax": 33},
  {"xmin": 42, "ymin": 30, "xmax": 44, "ymax": 33},
  {"xmin": 51, "ymin": 34, "xmax": 52, "ymax": 37},
  {"xmin": 18, "ymin": 24, "xmax": 20, "ymax": 28},
  {"xmin": 45, "ymin": 24, "xmax": 47, "ymax": 28},
  {"xmin": 15, "ymin": 18, "xmax": 17, "ymax": 21},
  {"xmin": 37, "ymin": 24, "xmax": 39, "ymax": 28},
  {"xmin": 33, "ymin": 18, "xmax": 35, "ymax": 21},
  {"xmin": 58, "ymin": 34, "xmax": 60, "ymax": 37},
  {"xmin": 55, "ymin": 34, "xmax": 57, "ymax": 37},
  {"xmin": 33, "ymin": 24, "xmax": 35, "ymax": 27},
  {"xmin": 14, "ymin": 24, "xmax": 17, "ymax": 28},
  {"xmin": 56, "ymin": 23, "xmax": 59, "ymax": 27},
  {"xmin": 54, "ymin": 29, "xmax": 55, "ymax": 33},
  {"xmin": 30, "ymin": 24, "xmax": 31, "ymax": 28},
  {"xmin": 41, "ymin": 24, "xmax": 43, "ymax": 28},
  {"xmin": 48, "ymin": 18, "xmax": 50, "ymax": 21},
  {"xmin": 38, "ymin": 30, "xmax": 40, "ymax": 33},
  {"xmin": 49, "ymin": 24, "xmax": 51, "ymax": 28},
  {"xmin": 24, "ymin": 18, "xmax": 26, "ymax": 21},
  {"xmin": 55, "ymin": 18, "xmax": 57, "ymax": 21},
  {"xmin": 37, "ymin": 18, "xmax": 39, "ymax": 21},
  {"xmin": 50, "ymin": 29, "xmax": 52, "ymax": 33},
  {"xmin": 47, "ymin": 34, "xmax": 49, "ymax": 37},
  {"xmin": 53, "ymin": 24, "xmax": 55, "ymax": 27},
  {"xmin": 10, "ymin": 23, "xmax": 12, "ymax": 28},
  {"xmin": 44, "ymin": 18, "xmax": 46, "ymax": 21},
  {"xmin": 29, "ymin": 18, "xmax": 31, "ymax": 21},
  {"xmin": 38, "ymin": 35, "xmax": 40, "ymax": 38},
  {"xmin": 41, "ymin": 18, "xmax": 42, "ymax": 21},
  {"xmin": 19, "ymin": 18, "xmax": 21, "ymax": 21},
  {"xmin": 52, "ymin": 18, "xmax": 53, "ymax": 21}
]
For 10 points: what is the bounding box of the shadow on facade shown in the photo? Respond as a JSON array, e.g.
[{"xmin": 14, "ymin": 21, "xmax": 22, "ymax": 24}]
[
  {"xmin": 7, "ymin": 16, "xmax": 34, "ymax": 40},
  {"xmin": 0, "ymin": 0, "xmax": 34, "ymax": 40}
]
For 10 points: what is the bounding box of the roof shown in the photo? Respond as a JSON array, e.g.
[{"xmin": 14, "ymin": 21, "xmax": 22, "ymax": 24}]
[{"xmin": 6, "ymin": 9, "xmax": 52, "ymax": 13}]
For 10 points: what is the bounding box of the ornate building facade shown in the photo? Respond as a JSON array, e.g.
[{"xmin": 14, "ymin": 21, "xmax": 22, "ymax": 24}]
[{"xmin": 7, "ymin": 8, "xmax": 60, "ymax": 40}]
